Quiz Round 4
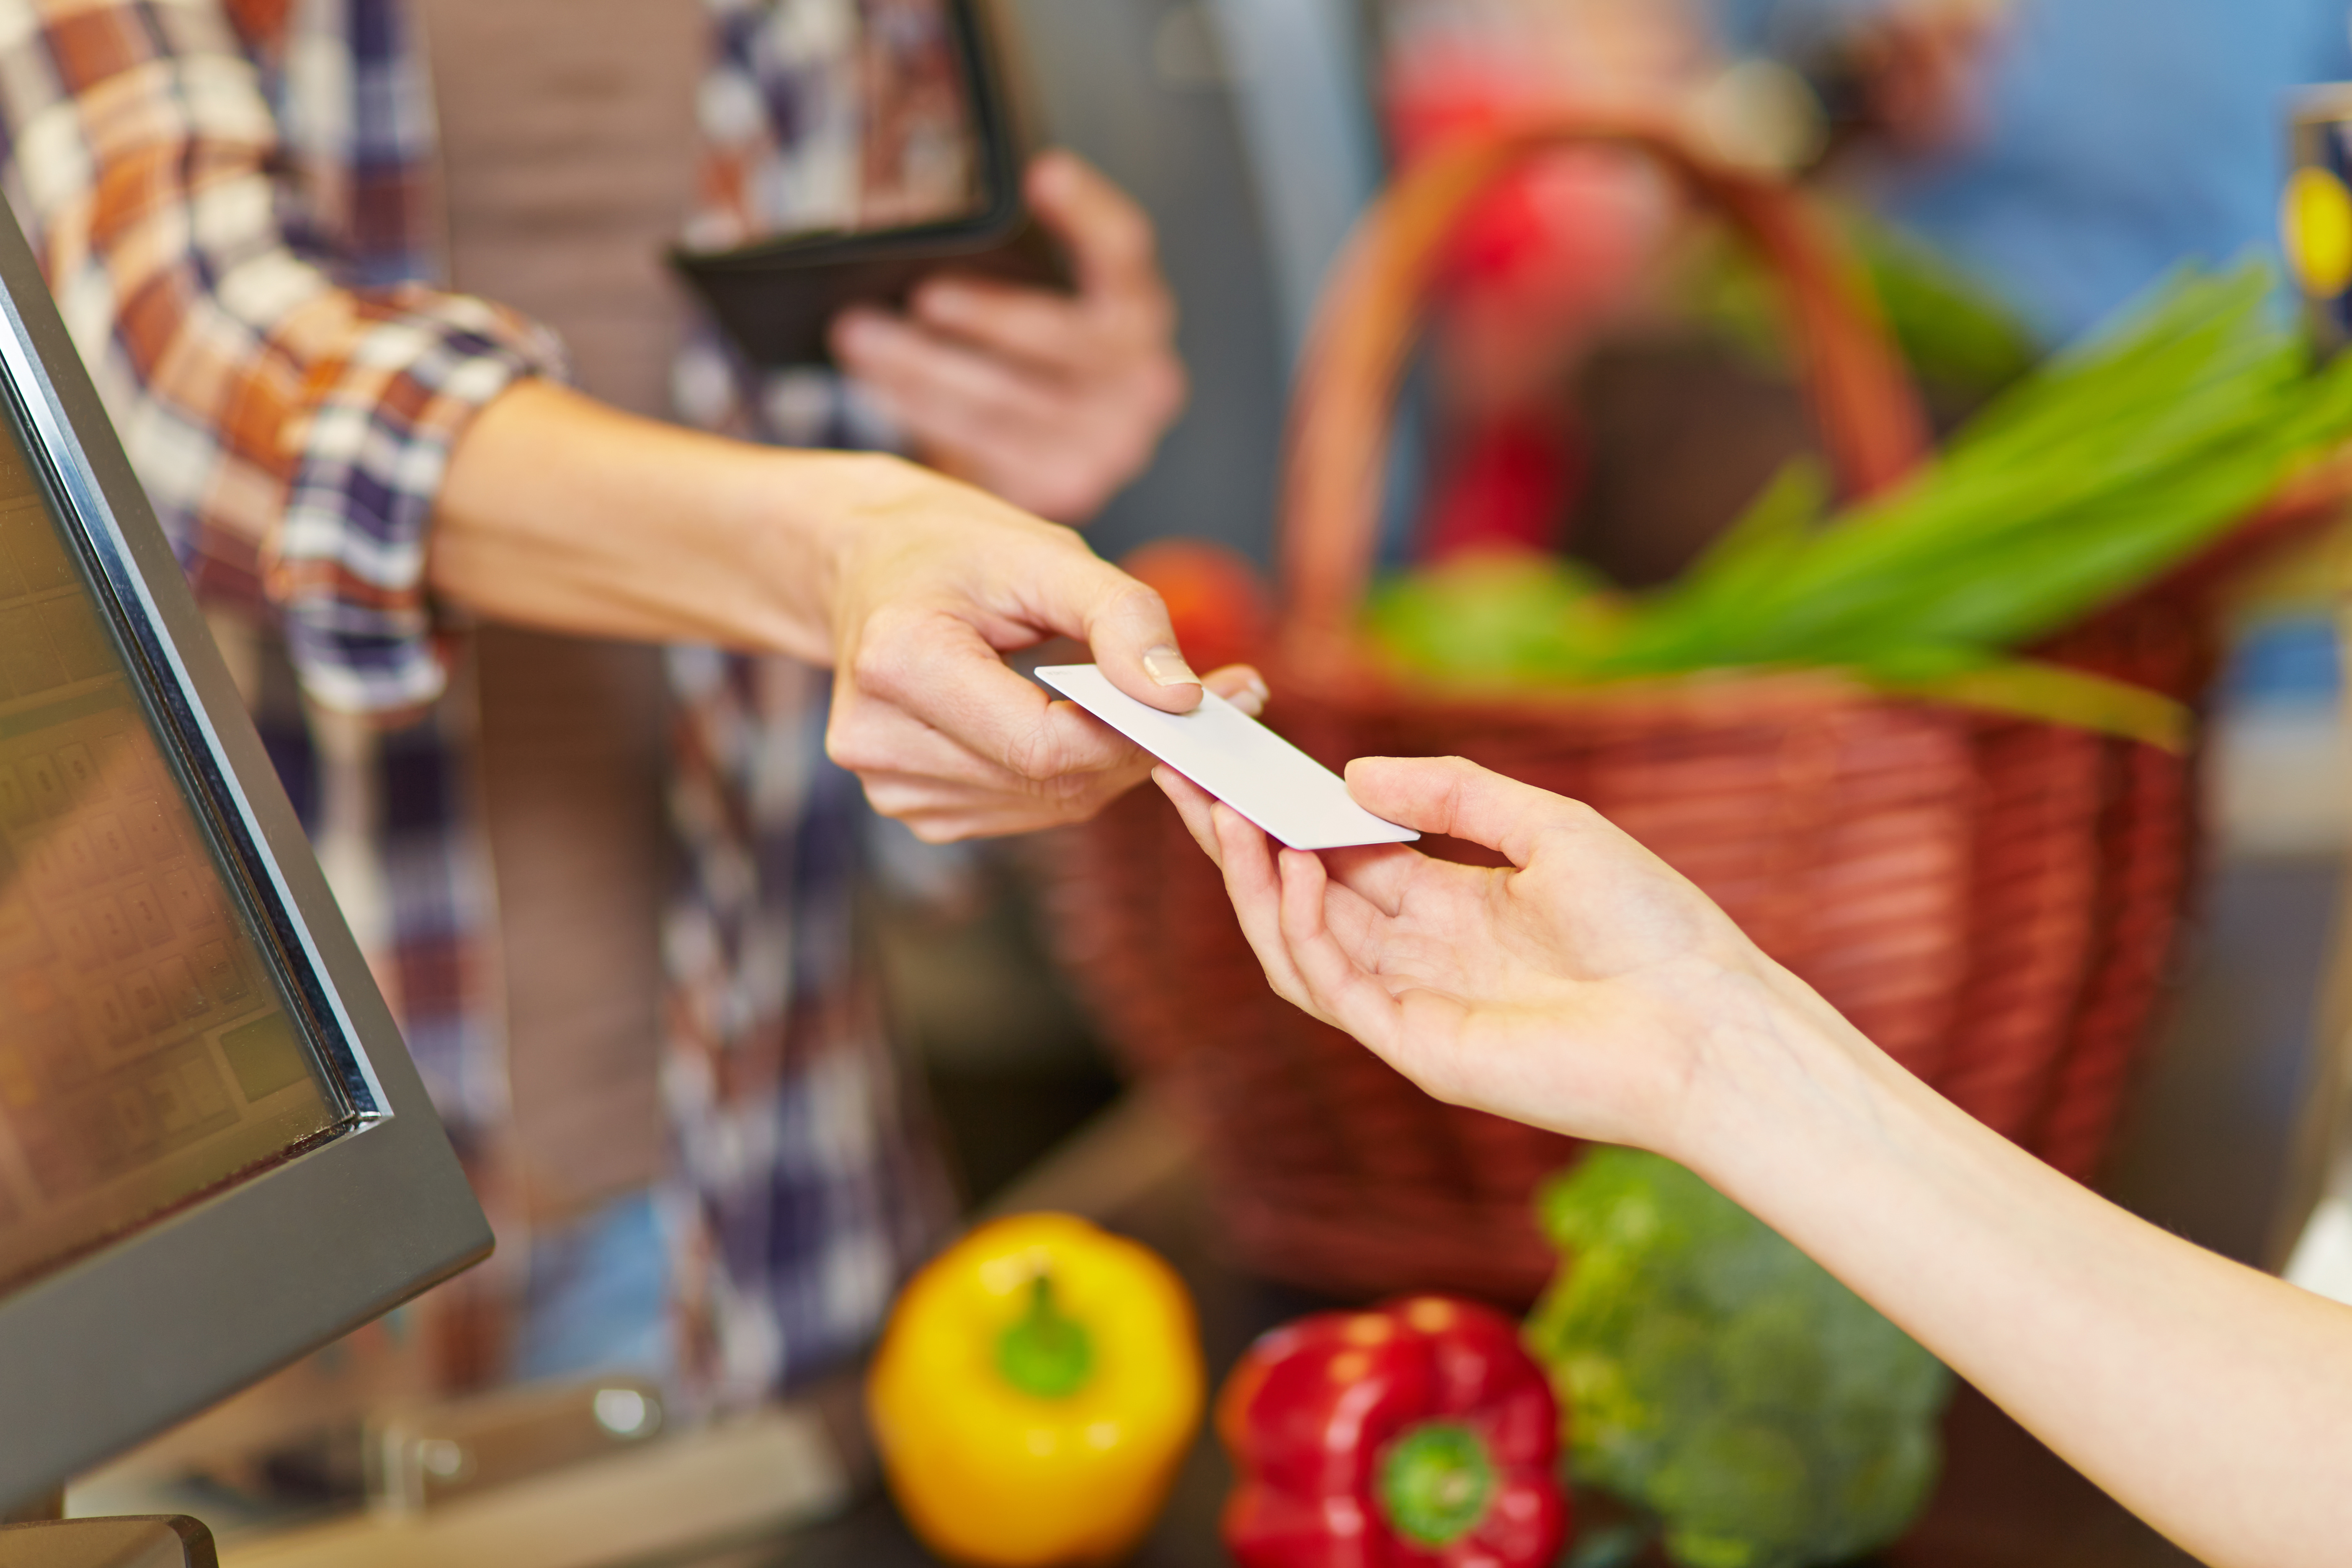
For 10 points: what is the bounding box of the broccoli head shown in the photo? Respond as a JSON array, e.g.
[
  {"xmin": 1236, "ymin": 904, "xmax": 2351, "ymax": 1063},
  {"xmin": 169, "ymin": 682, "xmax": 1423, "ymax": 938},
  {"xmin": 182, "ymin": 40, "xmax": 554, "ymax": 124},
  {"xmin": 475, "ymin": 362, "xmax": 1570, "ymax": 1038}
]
[{"xmin": 1526, "ymin": 1148, "xmax": 1952, "ymax": 1568}]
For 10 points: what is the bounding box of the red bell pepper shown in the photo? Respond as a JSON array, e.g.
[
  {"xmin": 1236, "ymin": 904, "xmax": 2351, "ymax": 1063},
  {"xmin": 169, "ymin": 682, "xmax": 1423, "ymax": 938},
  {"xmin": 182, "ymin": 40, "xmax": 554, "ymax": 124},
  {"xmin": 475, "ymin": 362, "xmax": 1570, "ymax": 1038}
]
[{"xmin": 1217, "ymin": 1295, "xmax": 1569, "ymax": 1568}]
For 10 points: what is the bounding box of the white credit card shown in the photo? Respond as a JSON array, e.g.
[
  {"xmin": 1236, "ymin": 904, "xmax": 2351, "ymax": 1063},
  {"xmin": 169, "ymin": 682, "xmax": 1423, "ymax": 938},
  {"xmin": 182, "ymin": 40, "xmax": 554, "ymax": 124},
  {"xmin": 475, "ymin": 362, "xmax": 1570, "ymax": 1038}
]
[{"xmin": 1035, "ymin": 664, "xmax": 1420, "ymax": 851}]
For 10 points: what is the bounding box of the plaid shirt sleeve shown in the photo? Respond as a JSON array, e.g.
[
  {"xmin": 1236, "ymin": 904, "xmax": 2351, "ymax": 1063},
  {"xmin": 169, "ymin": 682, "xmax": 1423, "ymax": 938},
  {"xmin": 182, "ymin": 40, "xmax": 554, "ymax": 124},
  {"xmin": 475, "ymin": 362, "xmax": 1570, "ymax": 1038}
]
[{"xmin": 0, "ymin": 0, "xmax": 566, "ymax": 716}]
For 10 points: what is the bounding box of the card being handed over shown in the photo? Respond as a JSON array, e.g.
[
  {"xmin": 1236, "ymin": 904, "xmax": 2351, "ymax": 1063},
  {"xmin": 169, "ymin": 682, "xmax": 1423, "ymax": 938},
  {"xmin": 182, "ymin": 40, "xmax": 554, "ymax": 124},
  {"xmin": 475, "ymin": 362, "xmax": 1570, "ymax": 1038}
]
[{"xmin": 1035, "ymin": 665, "xmax": 1419, "ymax": 851}]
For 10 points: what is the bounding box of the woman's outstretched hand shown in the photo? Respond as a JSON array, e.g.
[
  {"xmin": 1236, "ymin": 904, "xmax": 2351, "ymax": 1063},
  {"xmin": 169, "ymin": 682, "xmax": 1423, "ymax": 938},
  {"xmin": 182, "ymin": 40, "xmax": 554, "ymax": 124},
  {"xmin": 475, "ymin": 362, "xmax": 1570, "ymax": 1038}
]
[
  {"xmin": 1166, "ymin": 754, "xmax": 2352, "ymax": 1568},
  {"xmin": 1154, "ymin": 755, "xmax": 1816, "ymax": 1157}
]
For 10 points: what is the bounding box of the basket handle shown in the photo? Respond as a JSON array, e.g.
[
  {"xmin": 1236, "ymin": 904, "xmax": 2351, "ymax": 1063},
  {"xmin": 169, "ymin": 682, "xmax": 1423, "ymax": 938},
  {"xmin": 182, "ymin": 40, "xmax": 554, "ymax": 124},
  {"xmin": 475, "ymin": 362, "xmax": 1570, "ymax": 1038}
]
[{"xmin": 1279, "ymin": 116, "xmax": 1935, "ymax": 667}]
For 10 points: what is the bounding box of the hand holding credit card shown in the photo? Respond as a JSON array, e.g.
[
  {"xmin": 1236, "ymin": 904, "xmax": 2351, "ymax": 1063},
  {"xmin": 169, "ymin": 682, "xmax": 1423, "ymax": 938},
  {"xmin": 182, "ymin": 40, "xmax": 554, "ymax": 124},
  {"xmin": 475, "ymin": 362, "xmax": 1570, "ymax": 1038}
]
[{"xmin": 1034, "ymin": 665, "xmax": 1420, "ymax": 850}]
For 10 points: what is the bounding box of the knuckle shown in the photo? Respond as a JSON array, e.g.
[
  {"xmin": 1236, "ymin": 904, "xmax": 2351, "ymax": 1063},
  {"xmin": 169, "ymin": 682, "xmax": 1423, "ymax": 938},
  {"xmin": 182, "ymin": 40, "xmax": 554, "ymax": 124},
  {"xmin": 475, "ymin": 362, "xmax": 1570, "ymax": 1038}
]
[
  {"xmin": 823, "ymin": 711, "xmax": 882, "ymax": 773},
  {"xmin": 1003, "ymin": 724, "xmax": 1070, "ymax": 784},
  {"xmin": 1549, "ymin": 795, "xmax": 1606, "ymax": 832},
  {"xmin": 825, "ymin": 730, "xmax": 877, "ymax": 774},
  {"xmin": 845, "ymin": 611, "xmax": 929, "ymax": 702},
  {"xmin": 1036, "ymin": 515, "xmax": 1093, "ymax": 555},
  {"xmin": 1106, "ymin": 579, "xmax": 1169, "ymax": 628}
]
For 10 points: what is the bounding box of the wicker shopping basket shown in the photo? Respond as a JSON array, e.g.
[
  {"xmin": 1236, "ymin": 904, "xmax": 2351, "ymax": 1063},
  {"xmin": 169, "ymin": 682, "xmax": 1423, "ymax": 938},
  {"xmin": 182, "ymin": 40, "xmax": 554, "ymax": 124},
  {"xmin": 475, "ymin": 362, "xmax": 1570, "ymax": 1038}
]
[{"xmin": 1042, "ymin": 119, "xmax": 2352, "ymax": 1305}]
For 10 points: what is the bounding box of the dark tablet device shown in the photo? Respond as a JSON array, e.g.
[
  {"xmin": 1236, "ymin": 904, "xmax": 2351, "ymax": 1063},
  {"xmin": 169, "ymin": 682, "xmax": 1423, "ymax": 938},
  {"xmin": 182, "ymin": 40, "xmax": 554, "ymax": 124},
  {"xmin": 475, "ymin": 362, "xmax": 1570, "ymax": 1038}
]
[
  {"xmin": 669, "ymin": 0, "xmax": 1068, "ymax": 369},
  {"xmin": 0, "ymin": 183, "xmax": 489, "ymax": 1510}
]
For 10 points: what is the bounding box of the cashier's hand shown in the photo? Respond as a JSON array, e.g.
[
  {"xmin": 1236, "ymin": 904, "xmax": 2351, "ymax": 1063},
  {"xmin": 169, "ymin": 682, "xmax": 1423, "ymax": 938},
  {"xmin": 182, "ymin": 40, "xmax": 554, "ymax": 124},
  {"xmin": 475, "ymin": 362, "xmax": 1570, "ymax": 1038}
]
[
  {"xmin": 1156, "ymin": 757, "xmax": 1816, "ymax": 1156},
  {"xmin": 824, "ymin": 460, "xmax": 1262, "ymax": 841},
  {"xmin": 828, "ymin": 150, "xmax": 1186, "ymax": 524}
]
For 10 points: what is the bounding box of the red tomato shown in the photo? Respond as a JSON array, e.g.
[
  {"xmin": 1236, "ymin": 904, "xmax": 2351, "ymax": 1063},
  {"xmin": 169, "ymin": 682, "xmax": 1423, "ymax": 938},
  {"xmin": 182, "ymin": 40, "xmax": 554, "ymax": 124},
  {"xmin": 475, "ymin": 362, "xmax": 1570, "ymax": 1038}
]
[{"xmin": 1121, "ymin": 541, "xmax": 1275, "ymax": 676}]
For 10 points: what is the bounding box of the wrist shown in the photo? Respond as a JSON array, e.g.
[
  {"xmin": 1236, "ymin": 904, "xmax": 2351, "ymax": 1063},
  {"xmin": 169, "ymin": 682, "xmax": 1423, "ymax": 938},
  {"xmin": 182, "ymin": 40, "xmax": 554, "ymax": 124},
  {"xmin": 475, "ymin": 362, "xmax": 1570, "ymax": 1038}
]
[
  {"xmin": 1666, "ymin": 957, "xmax": 1908, "ymax": 1194},
  {"xmin": 742, "ymin": 448, "xmax": 924, "ymax": 664}
]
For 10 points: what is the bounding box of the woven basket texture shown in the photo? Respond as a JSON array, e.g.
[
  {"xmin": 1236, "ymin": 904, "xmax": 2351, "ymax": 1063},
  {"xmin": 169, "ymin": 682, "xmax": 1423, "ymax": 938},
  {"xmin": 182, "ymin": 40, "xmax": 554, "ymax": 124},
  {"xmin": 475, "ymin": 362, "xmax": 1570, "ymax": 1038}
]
[{"xmin": 1040, "ymin": 119, "xmax": 2347, "ymax": 1304}]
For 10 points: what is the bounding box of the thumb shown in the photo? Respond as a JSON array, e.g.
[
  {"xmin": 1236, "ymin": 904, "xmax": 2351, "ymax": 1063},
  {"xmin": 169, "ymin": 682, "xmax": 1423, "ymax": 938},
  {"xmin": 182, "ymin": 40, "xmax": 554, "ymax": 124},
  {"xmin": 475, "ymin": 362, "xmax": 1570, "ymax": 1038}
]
[
  {"xmin": 1025, "ymin": 148, "xmax": 1161, "ymax": 303},
  {"xmin": 1343, "ymin": 756, "xmax": 1580, "ymax": 868},
  {"xmin": 1074, "ymin": 559, "xmax": 1202, "ymax": 714}
]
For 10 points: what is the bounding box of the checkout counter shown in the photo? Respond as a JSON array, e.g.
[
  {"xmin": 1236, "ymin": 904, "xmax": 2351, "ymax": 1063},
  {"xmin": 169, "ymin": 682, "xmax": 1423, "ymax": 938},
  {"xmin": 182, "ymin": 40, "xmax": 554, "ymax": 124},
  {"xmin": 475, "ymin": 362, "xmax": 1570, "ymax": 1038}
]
[{"xmin": 75, "ymin": 1074, "xmax": 2274, "ymax": 1568}]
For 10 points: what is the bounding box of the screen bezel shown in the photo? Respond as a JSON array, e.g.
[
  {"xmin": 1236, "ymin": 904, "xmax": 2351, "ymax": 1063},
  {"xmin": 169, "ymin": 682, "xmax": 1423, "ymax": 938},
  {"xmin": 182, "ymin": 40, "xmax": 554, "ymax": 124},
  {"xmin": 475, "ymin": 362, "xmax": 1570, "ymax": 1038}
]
[
  {"xmin": 0, "ymin": 197, "xmax": 491, "ymax": 1509},
  {"xmin": 678, "ymin": 0, "xmax": 1028, "ymax": 266}
]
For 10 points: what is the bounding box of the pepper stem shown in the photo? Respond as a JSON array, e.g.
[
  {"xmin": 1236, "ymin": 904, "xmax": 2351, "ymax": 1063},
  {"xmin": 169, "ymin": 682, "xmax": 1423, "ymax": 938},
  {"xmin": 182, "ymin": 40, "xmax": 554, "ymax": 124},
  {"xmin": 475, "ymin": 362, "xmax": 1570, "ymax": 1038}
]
[
  {"xmin": 994, "ymin": 1273, "xmax": 1095, "ymax": 1399},
  {"xmin": 1377, "ymin": 1421, "xmax": 1498, "ymax": 1548}
]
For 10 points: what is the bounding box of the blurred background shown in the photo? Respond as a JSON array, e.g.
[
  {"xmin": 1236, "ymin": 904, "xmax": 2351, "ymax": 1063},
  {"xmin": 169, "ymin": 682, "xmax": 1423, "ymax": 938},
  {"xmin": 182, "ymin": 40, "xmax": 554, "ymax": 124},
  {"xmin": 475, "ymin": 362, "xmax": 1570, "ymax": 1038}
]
[
  {"xmin": 69, "ymin": 2, "xmax": 2352, "ymax": 1563},
  {"xmin": 897, "ymin": 0, "xmax": 2352, "ymax": 1269}
]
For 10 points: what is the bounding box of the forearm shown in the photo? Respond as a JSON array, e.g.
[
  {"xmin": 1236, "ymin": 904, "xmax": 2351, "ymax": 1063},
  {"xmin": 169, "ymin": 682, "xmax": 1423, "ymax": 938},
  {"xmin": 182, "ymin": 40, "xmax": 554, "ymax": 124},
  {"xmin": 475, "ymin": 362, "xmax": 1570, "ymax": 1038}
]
[
  {"xmin": 424, "ymin": 376, "xmax": 1214, "ymax": 843},
  {"xmin": 429, "ymin": 378, "xmax": 911, "ymax": 663},
  {"xmin": 1680, "ymin": 973, "xmax": 2352, "ymax": 1568}
]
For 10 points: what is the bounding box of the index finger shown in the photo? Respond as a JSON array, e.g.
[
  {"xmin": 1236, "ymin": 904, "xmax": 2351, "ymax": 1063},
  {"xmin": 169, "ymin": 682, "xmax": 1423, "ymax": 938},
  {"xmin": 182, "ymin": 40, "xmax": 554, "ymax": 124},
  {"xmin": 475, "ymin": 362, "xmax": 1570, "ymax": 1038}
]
[
  {"xmin": 855, "ymin": 610, "xmax": 1148, "ymax": 782},
  {"xmin": 906, "ymin": 275, "xmax": 1147, "ymax": 381}
]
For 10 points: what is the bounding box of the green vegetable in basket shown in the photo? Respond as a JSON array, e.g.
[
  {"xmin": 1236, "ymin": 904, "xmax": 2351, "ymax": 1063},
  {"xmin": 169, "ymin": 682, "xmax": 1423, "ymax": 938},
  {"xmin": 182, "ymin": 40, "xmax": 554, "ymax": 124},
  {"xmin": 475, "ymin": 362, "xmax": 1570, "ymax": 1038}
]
[
  {"xmin": 1368, "ymin": 263, "xmax": 2352, "ymax": 740},
  {"xmin": 1690, "ymin": 209, "xmax": 2041, "ymax": 397},
  {"xmin": 1527, "ymin": 1149, "xmax": 1951, "ymax": 1568},
  {"xmin": 1365, "ymin": 553, "xmax": 1627, "ymax": 683}
]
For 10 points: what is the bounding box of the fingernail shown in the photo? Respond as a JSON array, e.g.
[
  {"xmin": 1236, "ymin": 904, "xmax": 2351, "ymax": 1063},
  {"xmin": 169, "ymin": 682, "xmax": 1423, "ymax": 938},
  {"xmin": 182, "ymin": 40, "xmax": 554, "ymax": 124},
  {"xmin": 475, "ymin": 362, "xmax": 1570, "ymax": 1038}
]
[
  {"xmin": 1228, "ymin": 675, "xmax": 1269, "ymax": 717},
  {"xmin": 1142, "ymin": 646, "xmax": 1199, "ymax": 687}
]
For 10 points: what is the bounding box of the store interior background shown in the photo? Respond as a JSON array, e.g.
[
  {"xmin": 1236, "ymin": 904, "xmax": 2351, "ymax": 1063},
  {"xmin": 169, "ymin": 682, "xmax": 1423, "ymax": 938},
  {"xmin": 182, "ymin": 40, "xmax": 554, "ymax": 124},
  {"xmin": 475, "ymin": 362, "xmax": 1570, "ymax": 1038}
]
[
  {"xmin": 62, "ymin": 0, "xmax": 2352, "ymax": 1557},
  {"xmin": 897, "ymin": 0, "xmax": 2352, "ymax": 1268}
]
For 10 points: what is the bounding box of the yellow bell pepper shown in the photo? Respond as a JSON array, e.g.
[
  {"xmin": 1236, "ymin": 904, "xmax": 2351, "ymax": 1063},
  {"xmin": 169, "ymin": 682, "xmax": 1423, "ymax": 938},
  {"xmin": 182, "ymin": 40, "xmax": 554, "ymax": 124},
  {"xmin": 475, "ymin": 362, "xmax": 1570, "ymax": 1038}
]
[{"xmin": 867, "ymin": 1212, "xmax": 1205, "ymax": 1567}]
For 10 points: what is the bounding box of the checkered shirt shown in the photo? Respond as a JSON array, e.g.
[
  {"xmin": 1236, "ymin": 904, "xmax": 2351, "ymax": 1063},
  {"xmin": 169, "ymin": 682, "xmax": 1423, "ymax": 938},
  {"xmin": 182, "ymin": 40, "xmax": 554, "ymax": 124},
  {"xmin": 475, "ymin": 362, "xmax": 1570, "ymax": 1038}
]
[{"xmin": 0, "ymin": 0, "xmax": 951, "ymax": 1404}]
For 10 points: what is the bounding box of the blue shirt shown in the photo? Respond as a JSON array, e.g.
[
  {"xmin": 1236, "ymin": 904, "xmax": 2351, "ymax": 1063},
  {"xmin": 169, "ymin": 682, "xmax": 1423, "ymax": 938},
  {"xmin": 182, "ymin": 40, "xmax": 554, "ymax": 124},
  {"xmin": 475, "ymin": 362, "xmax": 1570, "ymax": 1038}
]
[{"xmin": 1719, "ymin": 0, "xmax": 2352, "ymax": 344}]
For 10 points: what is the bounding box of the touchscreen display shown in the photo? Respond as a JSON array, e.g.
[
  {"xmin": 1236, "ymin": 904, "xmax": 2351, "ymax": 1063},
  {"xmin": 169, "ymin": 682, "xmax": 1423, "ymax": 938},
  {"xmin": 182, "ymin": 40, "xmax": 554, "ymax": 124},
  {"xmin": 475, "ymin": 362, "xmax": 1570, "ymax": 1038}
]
[
  {"xmin": 0, "ymin": 436, "xmax": 340, "ymax": 1292},
  {"xmin": 854, "ymin": 0, "xmax": 987, "ymax": 229}
]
